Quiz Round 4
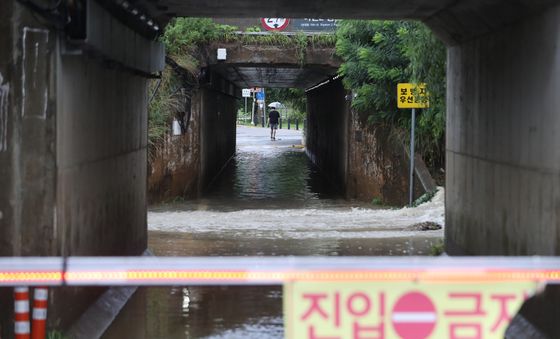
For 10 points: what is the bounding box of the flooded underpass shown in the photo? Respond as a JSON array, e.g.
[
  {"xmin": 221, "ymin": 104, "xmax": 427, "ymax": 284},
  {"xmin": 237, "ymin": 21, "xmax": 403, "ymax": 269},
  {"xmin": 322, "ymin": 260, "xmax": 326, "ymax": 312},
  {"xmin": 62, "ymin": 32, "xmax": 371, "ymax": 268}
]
[{"xmin": 104, "ymin": 126, "xmax": 444, "ymax": 338}]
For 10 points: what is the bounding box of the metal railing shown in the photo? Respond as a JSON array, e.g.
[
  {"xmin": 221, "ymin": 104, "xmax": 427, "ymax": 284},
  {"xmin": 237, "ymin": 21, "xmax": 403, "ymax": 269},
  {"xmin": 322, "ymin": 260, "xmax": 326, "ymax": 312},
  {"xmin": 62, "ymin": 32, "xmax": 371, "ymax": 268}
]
[{"xmin": 1, "ymin": 256, "xmax": 559, "ymax": 287}]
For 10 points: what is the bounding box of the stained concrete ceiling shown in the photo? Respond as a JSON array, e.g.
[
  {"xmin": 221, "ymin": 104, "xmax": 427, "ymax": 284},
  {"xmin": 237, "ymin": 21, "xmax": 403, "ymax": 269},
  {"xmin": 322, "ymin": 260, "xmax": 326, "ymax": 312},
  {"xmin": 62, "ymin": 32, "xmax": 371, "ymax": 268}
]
[
  {"xmin": 201, "ymin": 43, "xmax": 340, "ymax": 88},
  {"xmin": 118, "ymin": 0, "xmax": 557, "ymax": 88},
  {"xmin": 211, "ymin": 64, "xmax": 338, "ymax": 89},
  {"xmin": 131, "ymin": 0, "xmax": 557, "ymax": 45}
]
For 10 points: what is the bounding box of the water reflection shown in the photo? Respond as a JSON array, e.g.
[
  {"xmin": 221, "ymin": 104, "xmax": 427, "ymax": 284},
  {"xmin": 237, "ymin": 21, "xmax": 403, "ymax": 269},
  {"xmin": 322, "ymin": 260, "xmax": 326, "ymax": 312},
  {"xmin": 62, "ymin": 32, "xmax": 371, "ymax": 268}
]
[{"xmin": 103, "ymin": 126, "xmax": 443, "ymax": 338}]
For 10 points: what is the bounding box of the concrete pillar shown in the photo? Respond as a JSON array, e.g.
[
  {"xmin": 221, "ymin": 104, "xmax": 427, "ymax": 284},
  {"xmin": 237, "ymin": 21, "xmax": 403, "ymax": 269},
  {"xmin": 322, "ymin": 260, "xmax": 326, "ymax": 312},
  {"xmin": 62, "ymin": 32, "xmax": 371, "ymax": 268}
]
[
  {"xmin": 0, "ymin": 0, "xmax": 163, "ymax": 331},
  {"xmin": 0, "ymin": 1, "xmax": 58, "ymax": 336},
  {"xmin": 445, "ymin": 5, "xmax": 560, "ymax": 255},
  {"xmin": 0, "ymin": 0, "xmax": 57, "ymax": 258}
]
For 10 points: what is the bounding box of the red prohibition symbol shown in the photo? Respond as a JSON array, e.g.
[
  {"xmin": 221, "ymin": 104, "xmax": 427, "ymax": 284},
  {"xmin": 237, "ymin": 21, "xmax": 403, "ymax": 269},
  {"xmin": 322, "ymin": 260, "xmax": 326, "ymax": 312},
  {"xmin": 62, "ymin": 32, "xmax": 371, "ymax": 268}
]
[
  {"xmin": 392, "ymin": 291, "xmax": 437, "ymax": 339},
  {"xmin": 261, "ymin": 18, "xmax": 290, "ymax": 31}
]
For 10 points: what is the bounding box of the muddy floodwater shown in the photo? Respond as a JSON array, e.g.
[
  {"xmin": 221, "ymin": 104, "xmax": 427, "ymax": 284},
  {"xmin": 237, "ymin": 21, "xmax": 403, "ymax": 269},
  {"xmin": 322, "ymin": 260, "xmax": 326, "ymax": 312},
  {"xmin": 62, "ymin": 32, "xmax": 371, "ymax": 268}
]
[{"xmin": 104, "ymin": 126, "xmax": 444, "ymax": 338}]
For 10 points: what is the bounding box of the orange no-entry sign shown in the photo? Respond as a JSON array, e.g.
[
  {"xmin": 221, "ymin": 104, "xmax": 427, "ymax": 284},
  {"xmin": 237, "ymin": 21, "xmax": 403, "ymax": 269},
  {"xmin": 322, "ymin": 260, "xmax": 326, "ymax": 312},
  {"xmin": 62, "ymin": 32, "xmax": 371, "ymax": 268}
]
[{"xmin": 284, "ymin": 280, "xmax": 536, "ymax": 339}]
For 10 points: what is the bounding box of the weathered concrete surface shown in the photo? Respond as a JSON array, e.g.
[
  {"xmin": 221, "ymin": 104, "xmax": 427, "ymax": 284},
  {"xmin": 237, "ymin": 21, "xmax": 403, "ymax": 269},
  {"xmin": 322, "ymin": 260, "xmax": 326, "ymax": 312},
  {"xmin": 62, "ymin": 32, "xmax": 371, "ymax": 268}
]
[
  {"xmin": 0, "ymin": 0, "xmax": 160, "ymax": 332},
  {"xmin": 305, "ymin": 78, "xmax": 348, "ymax": 191},
  {"xmin": 148, "ymin": 128, "xmax": 201, "ymax": 203},
  {"xmin": 52, "ymin": 52, "xmax": 148, "ymax": 330},
  {"xmin": 445, "ymin": 5, "xmax": 560, "ymax": 255},
  {"xmin": 0, "ymin": 0, "xmax": 57, "ymax": 257},
  {"xmin": 139, "ymin": 0, "xmax": 556, "ymax": 45},
  {"xmin": 147, "ymin": 68, "xmax": 238, "ymax": 201},
  {"xmin": 347, "ymin": 120, "xmax": 428, "ymax": 206},
  {"xmin": 197, "ymin": 86, "xmax": 238, "ymax": 191},
  {"xmin": 148, "ymin": 86, "xmax": 201, "ymax": 203},
  {"xmin": 307, "ymin": 79, "xmax": 433, "ymax": 206},
  {"xmin": 0, "ymin": 1, "xmax": 57, "ymax": 336},
  {"xmin": 203, "ymin": 42, "xmax": 339, "ymax": 88}
]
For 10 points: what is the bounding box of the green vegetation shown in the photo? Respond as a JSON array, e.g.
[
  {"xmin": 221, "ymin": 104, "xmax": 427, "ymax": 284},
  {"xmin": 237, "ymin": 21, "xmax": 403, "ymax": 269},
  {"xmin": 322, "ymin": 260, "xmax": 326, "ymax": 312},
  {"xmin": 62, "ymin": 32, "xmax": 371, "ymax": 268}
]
[
  {"xmin": 162, "ymin": 18, "xmax": 336, "ymax": 62},
  {"xmin": 430, "ymin": 239, "xmax": 445, "ymax": 256},
  {"xmin": 47, "ymin": 331, "xmax": 67, "ymax": 339},
  {"xmin": 412, "ymin": 189, "xmax": 438, "ymax": 207},
  {"xmin": 149, "ymin": 18, "xmax": 337, "ymax": 154},
  {"xmin": 266, "ymin": 88, "xmax": 307, "ymax": 121},
  {"xmin": 148, "ymin": 67, "xmax": 182, "ymax": 161},
  {"xmin": 335, "ymin": 20, "xmax": 446, "ymax": 168},
  {"xmin": 153, "ymin": 18, "xmax": 445, "ymax": 170},
  {"xmin": 371, "ymin": 197, "xmax": 383, "ymax": 205}
]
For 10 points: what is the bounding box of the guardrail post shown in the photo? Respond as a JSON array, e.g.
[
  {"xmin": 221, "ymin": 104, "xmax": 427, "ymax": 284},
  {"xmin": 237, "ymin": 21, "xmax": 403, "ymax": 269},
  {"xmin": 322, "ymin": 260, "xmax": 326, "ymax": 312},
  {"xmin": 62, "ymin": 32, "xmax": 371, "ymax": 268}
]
[
  {"xmin": 288, "ymin": 118, "xmax": 291, "ymax": 130},
  {"xmin": 14, "ymin": 287, "xmax": 30, "ymax": 339},
  {"xmin": 296, "ymin": 119, "xmax": 299, "ymax": 130},
  {"xmin": 31, "ymin": 287, "xmax": 48, "ymax": 339}
]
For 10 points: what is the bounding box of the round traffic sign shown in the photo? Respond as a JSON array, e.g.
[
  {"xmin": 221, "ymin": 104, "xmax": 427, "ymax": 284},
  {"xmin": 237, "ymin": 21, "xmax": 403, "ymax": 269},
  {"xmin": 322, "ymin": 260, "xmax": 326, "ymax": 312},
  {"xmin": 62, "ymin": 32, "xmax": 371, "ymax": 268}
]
[
  {"xmin": 392, "ymin": 292, "xmax": 437, "ymax": 339},
  {"xmin": 261, "ymin": 18, "xmax": 290, "ymax": 31}
]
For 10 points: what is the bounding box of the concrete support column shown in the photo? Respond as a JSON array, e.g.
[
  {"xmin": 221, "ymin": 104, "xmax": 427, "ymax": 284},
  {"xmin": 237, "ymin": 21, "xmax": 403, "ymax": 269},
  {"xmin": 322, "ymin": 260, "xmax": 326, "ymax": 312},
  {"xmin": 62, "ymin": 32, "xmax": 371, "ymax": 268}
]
[
  {"xmin": 0, "ymin": 0, "xmax": 57, "ymax": 258},
  {"xmin": 445, "ymin": 5, "xmax": 560, "ymax": 255},
  {"xmin": 0, "ymin": 1, "xmax": 57, "ymax": 336}
]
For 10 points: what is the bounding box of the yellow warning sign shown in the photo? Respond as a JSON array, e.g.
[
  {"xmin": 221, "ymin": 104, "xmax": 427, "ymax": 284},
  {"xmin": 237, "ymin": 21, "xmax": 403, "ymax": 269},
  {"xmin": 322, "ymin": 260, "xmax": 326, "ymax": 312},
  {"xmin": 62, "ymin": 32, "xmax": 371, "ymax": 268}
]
[
  {"xmin": 284, "ymin": 280, "xmax": 537, "ymax": 339},
  {"xmin": 397, "ymin": 83, "xmax": 429, "ymax": 109}
]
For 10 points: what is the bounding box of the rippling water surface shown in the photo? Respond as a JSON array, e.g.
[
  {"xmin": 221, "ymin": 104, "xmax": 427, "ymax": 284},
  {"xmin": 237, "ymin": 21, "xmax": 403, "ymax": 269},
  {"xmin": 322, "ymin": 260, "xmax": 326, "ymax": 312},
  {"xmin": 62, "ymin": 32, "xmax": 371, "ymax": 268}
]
[{"xmin": 104, "ymin": 126, "xmax": 444, "ymax": 338}]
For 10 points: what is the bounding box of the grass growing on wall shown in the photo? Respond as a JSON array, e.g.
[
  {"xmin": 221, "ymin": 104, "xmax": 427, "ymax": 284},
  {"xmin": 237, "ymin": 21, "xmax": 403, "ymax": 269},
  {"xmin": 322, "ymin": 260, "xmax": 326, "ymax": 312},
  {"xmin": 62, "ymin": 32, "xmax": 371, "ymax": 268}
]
[{"xmin": 148, "ymin": 67, "xmax": 183, "ymax": 161}]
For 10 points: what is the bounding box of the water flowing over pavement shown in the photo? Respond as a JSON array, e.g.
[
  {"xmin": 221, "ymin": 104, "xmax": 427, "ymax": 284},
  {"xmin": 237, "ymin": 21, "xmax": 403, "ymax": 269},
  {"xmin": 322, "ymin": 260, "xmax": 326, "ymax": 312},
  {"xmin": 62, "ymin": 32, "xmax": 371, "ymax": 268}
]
[{"xmin": 104, "ymin": 125, "xmax": 444, "ymax": 338}]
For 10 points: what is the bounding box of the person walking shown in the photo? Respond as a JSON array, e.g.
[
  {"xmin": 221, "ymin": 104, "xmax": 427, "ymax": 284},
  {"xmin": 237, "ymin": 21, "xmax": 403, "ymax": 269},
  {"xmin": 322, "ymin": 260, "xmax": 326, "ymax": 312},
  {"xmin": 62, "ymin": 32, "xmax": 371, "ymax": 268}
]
[{"xmin": 268, "ymin": 107, "xmax": 280, "ymax": 140}]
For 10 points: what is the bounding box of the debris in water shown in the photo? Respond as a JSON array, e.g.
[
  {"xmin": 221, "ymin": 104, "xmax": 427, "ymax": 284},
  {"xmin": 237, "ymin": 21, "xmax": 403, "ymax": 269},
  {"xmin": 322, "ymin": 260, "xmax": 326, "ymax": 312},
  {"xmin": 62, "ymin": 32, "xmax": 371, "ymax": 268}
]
[{"xmin": 407, "ymin": 222, "xmax": 442, "ymax": 231}]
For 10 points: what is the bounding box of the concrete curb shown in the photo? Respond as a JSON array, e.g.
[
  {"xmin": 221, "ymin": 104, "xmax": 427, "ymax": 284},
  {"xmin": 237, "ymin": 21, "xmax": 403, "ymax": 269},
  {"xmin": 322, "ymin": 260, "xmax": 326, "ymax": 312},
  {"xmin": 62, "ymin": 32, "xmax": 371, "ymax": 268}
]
[{"xmin": 65, "ymin": 250, "xmax": 153, "ymax": 339}]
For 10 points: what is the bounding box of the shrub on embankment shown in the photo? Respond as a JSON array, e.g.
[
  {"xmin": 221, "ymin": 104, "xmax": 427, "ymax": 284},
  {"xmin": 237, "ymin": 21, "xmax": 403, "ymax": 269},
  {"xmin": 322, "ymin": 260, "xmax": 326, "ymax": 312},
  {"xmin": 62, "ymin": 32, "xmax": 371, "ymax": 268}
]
[{"xmin": 335, "ymin": 20, "xmax": 446, "ymax": 170}]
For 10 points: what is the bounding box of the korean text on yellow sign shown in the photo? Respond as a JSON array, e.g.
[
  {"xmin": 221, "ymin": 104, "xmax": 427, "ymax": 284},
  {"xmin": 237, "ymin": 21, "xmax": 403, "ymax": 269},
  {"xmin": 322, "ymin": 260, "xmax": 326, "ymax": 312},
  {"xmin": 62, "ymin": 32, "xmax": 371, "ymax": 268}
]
[
  {"xmin": 397, "ymin": 83, "xmax": 429, "ymax": 109},
  {"xmin": 284, "ymin": 281, "xmax": 537, "ymax": 339}
]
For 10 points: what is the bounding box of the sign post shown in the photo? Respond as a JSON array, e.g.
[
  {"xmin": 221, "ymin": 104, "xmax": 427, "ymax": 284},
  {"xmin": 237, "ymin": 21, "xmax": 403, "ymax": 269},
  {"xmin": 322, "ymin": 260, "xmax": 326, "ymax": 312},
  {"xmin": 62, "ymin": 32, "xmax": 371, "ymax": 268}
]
[
  {"xmin": 242, "ymin": 89, "xmax": 251, "ymax": 124},
  {"xmin": 397, "ymin": 83, "xmax": 429, "ymax": 206},
  {"xmin": 255, "ymin": 89, "xmax": 266, "ymax": 127},
  {"xmin": 409, "ymin": 108, "xmax": 416, "ymax": 207}
]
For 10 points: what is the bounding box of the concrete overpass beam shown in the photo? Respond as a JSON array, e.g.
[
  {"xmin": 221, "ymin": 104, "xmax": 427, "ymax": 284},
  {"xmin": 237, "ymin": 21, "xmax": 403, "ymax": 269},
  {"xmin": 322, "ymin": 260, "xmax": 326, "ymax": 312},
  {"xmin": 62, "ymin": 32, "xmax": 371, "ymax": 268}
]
[{"xmin": 446, "ymin": 5, "xmax": 560, "ymax": 255}]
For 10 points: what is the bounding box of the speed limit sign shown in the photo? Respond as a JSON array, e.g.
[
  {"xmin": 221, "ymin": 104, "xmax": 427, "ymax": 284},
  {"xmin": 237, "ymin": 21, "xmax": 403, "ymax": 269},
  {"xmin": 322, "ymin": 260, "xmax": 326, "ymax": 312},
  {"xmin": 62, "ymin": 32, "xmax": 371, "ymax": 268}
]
[{"xmin": 261, "ymin": 18, "xmax": 290, "ymax": 31}]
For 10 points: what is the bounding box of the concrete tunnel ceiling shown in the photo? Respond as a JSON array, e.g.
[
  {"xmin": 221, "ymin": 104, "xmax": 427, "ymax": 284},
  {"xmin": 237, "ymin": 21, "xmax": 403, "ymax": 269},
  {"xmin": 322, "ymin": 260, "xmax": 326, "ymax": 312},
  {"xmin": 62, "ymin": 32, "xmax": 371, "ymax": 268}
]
[
  {"xmin": 113, "ymin": 0, "xmax": 558, "ymax": 89},
  {"xmin": 126, "ymin": 0, "xmax": 557, "ymax": 45},
  {"xmin": 211, "ymin": 64, "xmax": 339, "ymax": 89}
]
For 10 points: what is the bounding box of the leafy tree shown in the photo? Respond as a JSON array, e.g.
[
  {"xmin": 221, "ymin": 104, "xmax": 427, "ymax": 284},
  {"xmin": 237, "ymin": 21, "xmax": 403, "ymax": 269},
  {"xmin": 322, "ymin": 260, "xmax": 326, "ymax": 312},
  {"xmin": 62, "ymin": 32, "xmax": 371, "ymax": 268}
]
[
  {"xmin": 266, "ymin": 88, "xmax": 307, "ymax": 120},
  {"xmin": 335, "ymin": 20, "xmax": 446, "ymax": 168},
  {"xmin": 398, "ymin": 22, "xmax": 446, "ymax": 166},
  {"xmin": 336, "ymin": 21, "xmax": 409, "ymax": 122}
]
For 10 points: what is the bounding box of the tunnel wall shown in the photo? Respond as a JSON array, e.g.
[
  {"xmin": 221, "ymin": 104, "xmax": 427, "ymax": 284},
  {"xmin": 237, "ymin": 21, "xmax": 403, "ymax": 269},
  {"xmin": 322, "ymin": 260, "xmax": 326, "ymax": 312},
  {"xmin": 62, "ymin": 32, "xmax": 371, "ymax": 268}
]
[
  {"xmin": 305, "ymin": 79, "xmax": 348, "ymax": 191},
  {"xmin": 446, "ymin": 5, "xmax": 560, "ymax": 255},
  {"xmin": 0, "ymin": 2, "xmax": 58, "ymax": 335},
  {"xmin": 148, "ymin": 87, "xmax": 201, "ymax": 203},
  {"xmin": 347, "ymin": 119, "xmax": 427, "ymax": 206},
  {"xmin": 52, "ymin": 48, "xmax": 149, "ymax": 329},
  {"xmin": 198, "ymin": 81, "xmax": 238, "ymax": 191}
]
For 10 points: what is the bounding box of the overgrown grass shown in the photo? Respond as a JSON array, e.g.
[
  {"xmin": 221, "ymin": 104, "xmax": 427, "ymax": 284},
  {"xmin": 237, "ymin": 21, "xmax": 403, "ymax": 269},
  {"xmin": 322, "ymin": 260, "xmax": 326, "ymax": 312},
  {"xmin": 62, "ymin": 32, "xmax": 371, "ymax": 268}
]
[
  {"xmin": 162, "ymin": 18, "xmax": 336, "ymax": 64},
  {"xmin": 371, "ymin": 197, "xmax": 383, "ymax": 205},
  {"xmin": 148, "ymin": 67, "xmax": 183, "ymax": 161},
  {"xmin": 412, "ymin": 189, "xmax": 437, "ymax": 207},
  {"xmin": 430, "ymin": 240, "xmax": 445, "ymax": 256},
  {"xmin": 47, "ymin": 331, "xmax": 67, "ymax": 339}
]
